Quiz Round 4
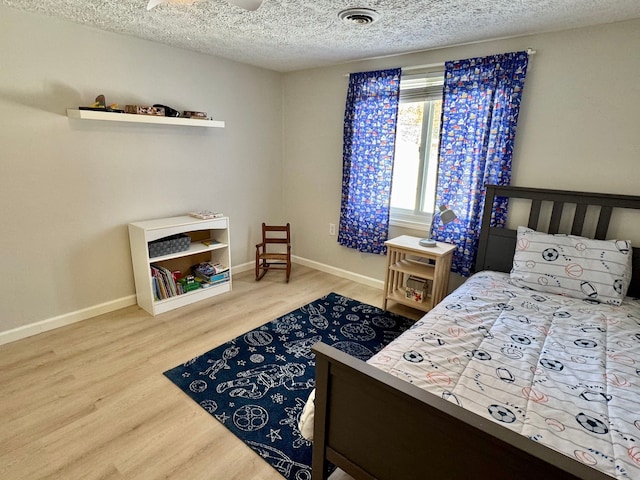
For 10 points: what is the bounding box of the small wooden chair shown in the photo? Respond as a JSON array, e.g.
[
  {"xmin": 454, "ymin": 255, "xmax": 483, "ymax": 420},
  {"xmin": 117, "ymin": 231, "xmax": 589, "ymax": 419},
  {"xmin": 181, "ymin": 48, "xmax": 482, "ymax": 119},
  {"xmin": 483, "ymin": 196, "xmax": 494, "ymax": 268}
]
[{"xmin": 255, "ymin": 223, "xmax": 291, "ymax": 282}]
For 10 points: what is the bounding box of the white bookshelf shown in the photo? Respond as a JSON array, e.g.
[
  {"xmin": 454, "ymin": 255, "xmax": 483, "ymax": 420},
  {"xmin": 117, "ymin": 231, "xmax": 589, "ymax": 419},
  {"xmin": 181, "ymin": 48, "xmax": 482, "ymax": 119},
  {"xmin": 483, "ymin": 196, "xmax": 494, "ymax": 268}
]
[
  {"xmin": 66, "ymin": 108, "xmax": 225, "ymax": 128},
  {"xmin": 128, "ymin": 216, "xmax": 231, "ymax": 316}
]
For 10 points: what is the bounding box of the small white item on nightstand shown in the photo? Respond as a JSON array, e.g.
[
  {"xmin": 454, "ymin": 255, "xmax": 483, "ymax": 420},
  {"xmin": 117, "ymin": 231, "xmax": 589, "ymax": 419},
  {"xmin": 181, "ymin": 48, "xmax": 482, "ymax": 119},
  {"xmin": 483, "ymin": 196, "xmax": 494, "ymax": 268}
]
[{"xmin": 419, "ymin": 238, "xmax": 437, "ymax": 247}]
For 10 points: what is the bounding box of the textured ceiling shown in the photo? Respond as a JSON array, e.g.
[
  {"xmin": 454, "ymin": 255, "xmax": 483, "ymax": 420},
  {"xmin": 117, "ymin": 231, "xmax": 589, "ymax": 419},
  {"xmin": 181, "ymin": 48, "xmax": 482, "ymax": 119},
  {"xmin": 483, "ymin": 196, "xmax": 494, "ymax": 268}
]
[{"xmin": 3, "ymin": 0, "xmax": 640, "ymax": 72}]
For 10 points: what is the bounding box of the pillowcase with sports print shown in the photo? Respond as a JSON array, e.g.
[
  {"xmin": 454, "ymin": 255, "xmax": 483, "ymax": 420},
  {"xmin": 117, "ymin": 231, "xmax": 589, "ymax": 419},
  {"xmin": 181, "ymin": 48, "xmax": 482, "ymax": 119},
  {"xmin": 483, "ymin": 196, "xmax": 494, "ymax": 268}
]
[{"xmin": 510, "ymin": 226, "xmax": 633, "ymax": 305}]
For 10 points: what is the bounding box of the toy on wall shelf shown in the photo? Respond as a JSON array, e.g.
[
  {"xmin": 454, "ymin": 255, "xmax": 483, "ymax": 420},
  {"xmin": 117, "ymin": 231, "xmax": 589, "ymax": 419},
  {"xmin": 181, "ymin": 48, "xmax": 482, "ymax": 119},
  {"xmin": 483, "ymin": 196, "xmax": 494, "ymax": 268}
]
[{"xmin": 78, "ymin": 94, "xmax": 124, "ymax": 113}]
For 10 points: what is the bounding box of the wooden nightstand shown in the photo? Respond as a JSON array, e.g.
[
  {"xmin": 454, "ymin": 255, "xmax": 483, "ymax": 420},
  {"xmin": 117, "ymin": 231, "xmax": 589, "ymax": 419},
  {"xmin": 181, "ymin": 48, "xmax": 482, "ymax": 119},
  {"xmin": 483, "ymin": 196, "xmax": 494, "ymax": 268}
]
[{"xmin": 383, "ymin": 235, "xmax": 455, "ymax": 312}]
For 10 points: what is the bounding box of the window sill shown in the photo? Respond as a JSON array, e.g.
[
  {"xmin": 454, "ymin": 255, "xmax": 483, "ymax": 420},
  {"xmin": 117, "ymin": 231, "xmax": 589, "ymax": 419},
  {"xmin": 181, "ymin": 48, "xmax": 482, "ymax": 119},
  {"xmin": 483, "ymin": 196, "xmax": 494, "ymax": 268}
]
[{"xmin": 389, "ymin": 217, "xmax": 431, "ymax": 232}]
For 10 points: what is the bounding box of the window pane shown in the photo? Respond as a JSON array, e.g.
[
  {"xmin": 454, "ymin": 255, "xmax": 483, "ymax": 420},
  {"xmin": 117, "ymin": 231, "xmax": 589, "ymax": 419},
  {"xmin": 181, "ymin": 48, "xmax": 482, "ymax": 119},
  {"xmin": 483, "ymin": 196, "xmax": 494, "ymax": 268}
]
[
  {"xmin": 390, "ymin": 101, "xmax": 424, "ymax": 211},
  {"xmin": 421, "ymin": 100, "xmax": 442, "ymax": 213},
  {"xmin": 390, "ymin": 71, "xmax": 444, "ymax": 226}
]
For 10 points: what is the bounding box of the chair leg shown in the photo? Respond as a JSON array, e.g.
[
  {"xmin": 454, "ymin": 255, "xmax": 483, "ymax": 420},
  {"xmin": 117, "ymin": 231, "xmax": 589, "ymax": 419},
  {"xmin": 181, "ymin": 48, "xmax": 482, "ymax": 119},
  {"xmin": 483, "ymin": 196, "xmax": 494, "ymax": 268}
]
[
  {"xmin": 257, "ymin": 266, "xmax": 268, "ymax": 281},
  {"xmin": 255, "ymin": 250, "xmax": 262, "ymax": 281},
  {"xmin": 286, "ymin": 248, "xmax": 291, "ymax": 283},
  {"xmin": 256, "ymin": 259, "xmax": 269, "ymax": 281},
  {"xmin": 256, "ymin": 256, "xmax": 290, "ymax": 282}
]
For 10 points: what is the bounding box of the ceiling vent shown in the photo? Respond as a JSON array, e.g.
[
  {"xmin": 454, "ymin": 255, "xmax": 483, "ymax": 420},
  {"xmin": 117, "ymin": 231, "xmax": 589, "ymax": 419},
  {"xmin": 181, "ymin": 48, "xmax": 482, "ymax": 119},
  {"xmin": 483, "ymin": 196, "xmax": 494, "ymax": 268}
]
[{"xmin": 338, "ymin": 8, "xmax": 381, "ymax": 25}]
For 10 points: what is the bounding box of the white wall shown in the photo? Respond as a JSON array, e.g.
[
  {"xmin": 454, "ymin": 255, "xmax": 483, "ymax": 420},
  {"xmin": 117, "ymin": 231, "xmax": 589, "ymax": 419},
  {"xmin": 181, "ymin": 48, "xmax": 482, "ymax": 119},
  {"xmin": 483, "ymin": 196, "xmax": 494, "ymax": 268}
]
[
  {"xmin": 282, "ymin": 18, "xmax": 640, "ymax": 284},
  {"xmin": 0, "ymin": 6, "xmax": 284, "ymax": 335},
  {"xmin": 2, "ymin": 7, "xmax": 639, "ymax": 341}
]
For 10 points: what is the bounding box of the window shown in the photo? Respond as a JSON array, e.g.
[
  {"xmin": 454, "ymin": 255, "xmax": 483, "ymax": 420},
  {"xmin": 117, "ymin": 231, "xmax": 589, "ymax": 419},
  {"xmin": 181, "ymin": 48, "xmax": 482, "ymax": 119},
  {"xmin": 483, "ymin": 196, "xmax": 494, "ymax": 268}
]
[{"xmin": 390, "ymin": 71, "xmax": 444, "ymax": 228}]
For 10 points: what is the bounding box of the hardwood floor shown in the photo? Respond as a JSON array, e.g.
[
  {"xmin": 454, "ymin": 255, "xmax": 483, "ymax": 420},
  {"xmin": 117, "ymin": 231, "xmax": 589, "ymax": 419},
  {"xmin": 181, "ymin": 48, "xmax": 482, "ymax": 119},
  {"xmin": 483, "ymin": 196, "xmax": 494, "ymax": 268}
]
[{"xmin": 0, "ymin": 265, "xmax": 421, "ymax": 480}]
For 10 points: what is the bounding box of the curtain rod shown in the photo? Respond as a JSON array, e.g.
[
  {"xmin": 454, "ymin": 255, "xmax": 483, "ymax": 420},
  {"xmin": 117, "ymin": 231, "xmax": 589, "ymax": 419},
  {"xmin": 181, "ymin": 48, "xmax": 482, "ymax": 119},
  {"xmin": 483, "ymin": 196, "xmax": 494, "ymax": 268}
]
[
  {"xmin": 402, "ymin": 48, "xmax": 536, "ymax": 72},
  {"xmin": 345, "ymin": 48, "xmax": 536, "ymax": 76}
]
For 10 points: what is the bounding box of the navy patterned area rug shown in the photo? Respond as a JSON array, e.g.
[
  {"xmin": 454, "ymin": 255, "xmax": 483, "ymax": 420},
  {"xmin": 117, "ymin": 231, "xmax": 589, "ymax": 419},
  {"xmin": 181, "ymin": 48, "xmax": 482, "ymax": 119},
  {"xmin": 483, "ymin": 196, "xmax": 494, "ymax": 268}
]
[{"xmin": 164, "ymin": 292, "xmax": 414, "ymax": 480}]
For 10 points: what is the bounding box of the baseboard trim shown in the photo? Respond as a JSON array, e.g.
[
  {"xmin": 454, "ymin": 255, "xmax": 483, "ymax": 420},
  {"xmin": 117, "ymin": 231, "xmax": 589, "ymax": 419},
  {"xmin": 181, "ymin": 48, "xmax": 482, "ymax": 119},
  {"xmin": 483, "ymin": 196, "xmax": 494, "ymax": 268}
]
[
  {"xmin": 234, "ymin": 257, "xmax": 383, "ymax": 290},
  {"xmin": 0, "ymin": 295, "xmax": 137, "ymax": 347},
  {"xmin": 231, "ymin": 261, "xmax": 255, "ymax": 274},
  {"xmin": 1, "ymin": 258, "xmax": 381, "ymax": 346},
  {"xmin": 292, "ymin": 256, "xmax": 384, "ymax": 289}
]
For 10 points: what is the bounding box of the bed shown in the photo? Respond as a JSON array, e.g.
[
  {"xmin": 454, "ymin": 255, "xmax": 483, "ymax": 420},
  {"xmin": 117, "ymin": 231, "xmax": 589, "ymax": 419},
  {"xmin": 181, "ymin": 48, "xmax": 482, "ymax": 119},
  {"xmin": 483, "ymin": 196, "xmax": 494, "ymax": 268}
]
[{"xmin": 307, "ymin": 185, "xmax": 640, "ymax": 480}]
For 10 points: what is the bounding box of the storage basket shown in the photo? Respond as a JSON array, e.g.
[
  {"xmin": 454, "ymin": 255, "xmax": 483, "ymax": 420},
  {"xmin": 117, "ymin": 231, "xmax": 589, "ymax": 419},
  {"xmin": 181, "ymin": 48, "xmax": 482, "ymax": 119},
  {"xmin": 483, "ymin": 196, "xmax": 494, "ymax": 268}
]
[{"xmin": 148, "ymin": 233, "xmax": 190, "ymax": 258}]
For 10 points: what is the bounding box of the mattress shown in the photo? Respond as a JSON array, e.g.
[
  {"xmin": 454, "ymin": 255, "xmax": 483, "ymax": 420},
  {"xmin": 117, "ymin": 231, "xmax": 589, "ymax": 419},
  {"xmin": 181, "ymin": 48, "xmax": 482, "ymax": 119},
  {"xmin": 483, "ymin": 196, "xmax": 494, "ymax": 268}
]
[{"xmin": 301, "ymin": 271, "xmax": 640, "ymax": 478}]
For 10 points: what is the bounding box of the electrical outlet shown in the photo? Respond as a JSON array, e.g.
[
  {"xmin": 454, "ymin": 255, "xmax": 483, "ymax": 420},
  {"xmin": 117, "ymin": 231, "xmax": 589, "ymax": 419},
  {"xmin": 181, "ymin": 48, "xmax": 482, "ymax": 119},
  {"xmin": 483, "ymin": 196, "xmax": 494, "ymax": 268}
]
[{"xmin": 329, "ymin": 223, "xmax": 336, "ymax": 236}]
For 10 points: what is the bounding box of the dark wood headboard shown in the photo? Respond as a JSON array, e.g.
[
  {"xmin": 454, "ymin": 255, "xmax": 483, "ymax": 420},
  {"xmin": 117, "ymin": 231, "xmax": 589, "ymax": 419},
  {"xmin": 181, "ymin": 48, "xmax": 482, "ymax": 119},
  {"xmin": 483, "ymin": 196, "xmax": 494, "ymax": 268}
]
[{"xmin": 475, "ymin": 185, "xmax": 640, "ymax": 297}]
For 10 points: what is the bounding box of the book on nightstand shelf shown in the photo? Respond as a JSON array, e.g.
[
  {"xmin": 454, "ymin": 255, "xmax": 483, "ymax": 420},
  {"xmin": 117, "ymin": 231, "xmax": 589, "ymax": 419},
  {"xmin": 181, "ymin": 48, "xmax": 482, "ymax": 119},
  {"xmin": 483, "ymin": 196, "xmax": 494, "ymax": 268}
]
[{"xmin": 405, "ymin": 275, "xmax": 428, "ymax": 303}]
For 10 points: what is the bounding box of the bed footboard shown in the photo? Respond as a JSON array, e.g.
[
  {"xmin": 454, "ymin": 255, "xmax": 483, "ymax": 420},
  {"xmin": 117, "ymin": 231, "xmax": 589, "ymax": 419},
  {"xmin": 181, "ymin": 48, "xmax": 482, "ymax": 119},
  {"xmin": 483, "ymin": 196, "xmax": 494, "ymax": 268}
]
[{"xmin": 311, "ymin": 342, "xmax": 609, "ymax": 480}]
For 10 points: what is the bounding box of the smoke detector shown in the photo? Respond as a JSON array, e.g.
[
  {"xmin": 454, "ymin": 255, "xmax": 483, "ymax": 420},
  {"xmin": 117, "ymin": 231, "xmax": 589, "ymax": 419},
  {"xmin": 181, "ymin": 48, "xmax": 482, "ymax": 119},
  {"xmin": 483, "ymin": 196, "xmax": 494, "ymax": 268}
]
[{"xmin": 338, "ymin": 8, "xmax": 381, "ymax": 25}]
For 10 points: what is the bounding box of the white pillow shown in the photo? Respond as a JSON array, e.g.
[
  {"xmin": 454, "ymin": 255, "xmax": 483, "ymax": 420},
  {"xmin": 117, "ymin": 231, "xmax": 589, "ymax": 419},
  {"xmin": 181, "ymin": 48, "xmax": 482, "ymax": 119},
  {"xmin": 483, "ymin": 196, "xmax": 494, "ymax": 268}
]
[{"xmin": 510, "ymin": 226, "xmax": 633, "ymax": 305}]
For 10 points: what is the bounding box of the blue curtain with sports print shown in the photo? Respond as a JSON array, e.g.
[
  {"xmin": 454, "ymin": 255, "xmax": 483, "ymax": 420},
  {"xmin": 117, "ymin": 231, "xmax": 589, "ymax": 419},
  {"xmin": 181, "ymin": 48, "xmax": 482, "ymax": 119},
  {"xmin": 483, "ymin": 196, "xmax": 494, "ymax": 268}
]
[
  {"xmin": 338, "ymin": 68, "xmax": 401, "ymax": 254},
  {"xmin": 430, "ymin": 51, "xmax": 529, "ymax": 276}
]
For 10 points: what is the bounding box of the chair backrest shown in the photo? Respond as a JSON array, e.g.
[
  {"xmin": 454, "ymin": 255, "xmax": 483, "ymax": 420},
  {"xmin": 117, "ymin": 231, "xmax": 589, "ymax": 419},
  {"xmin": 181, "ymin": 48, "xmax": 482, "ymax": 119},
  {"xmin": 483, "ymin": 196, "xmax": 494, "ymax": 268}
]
[{"xmin": 262, "ymin": 223, "xmax": 291, "ymax": 245}]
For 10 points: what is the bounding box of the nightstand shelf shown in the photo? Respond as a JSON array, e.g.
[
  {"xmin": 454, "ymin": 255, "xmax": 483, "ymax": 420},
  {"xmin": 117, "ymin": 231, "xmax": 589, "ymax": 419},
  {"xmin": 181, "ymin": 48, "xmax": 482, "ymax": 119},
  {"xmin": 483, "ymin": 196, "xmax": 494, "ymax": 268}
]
[
  {"xmin": 388, "ymin": 258, "xmax": 435, "ymax": 278},
  {"xmin": 383, "ymin": 235, "xmax": 455, "ymax": 312}
]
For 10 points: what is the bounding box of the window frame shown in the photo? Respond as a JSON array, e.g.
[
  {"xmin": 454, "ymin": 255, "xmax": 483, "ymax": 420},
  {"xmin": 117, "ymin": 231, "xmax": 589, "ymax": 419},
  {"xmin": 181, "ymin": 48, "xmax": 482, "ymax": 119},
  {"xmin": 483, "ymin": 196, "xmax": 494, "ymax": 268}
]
[{"xmin": 389, "ymin": 71, "xmax": 444, "ymax": 229}]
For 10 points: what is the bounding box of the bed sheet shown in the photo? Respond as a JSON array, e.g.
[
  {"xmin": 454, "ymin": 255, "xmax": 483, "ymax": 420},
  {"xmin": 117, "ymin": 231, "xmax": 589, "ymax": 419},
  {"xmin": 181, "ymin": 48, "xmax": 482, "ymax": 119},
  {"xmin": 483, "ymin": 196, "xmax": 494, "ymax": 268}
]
[{"xmin": 368, "ymin": 271, "xmax": 640, "ymax": 479}]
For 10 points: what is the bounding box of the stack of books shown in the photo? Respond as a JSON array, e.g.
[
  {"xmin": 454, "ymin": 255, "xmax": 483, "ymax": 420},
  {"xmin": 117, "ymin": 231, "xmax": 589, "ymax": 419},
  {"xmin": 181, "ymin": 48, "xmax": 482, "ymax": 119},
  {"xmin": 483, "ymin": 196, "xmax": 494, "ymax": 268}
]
[
  {"xmin": 193, "ymin": 262, "xmax": 230, "ymax": 286},
  {"xmin": 189, "ymin": 210, "xmax": 223, "ymax": 220},
  {"xmin": 152, "ymin": 262, "xmax": 229, "ymax": 301},
  {"xmin": 151, "ymin": 265, "xmax": 178, "ymax": 300}
]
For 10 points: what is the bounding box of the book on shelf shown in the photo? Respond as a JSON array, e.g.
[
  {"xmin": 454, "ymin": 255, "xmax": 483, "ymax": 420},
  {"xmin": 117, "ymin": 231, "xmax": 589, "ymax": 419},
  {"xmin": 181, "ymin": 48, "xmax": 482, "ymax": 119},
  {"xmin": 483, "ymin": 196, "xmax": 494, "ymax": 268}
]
[
  {"xmin": 193, "ymin": 262, "xmax": 229, "ymax": 282},
  {"xmin": 199, "ymin": 270, "xmax": 230, "ymax": 287},
  {"xmin": 151, "ymin": 264, "xmax": 179, "ymax": 300},
  {"xmin": 189, "ymin": 210, "xmax": 223, "ymax": 220},
  {"xmin": 152, "ymin": 276, "xmax": 160, "ymax": 301},
  {"xmin": 201, "ymin": 239, "xmax": 221, "ymax": 247}
]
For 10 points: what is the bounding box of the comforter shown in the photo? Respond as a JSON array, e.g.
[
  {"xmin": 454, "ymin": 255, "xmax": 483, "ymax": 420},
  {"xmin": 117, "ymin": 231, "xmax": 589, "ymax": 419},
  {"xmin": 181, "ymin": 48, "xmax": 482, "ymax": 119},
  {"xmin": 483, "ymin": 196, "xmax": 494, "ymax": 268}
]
[{"xmin": 302, "ymin": 271, "xmax": 640, "ymax": 479}]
